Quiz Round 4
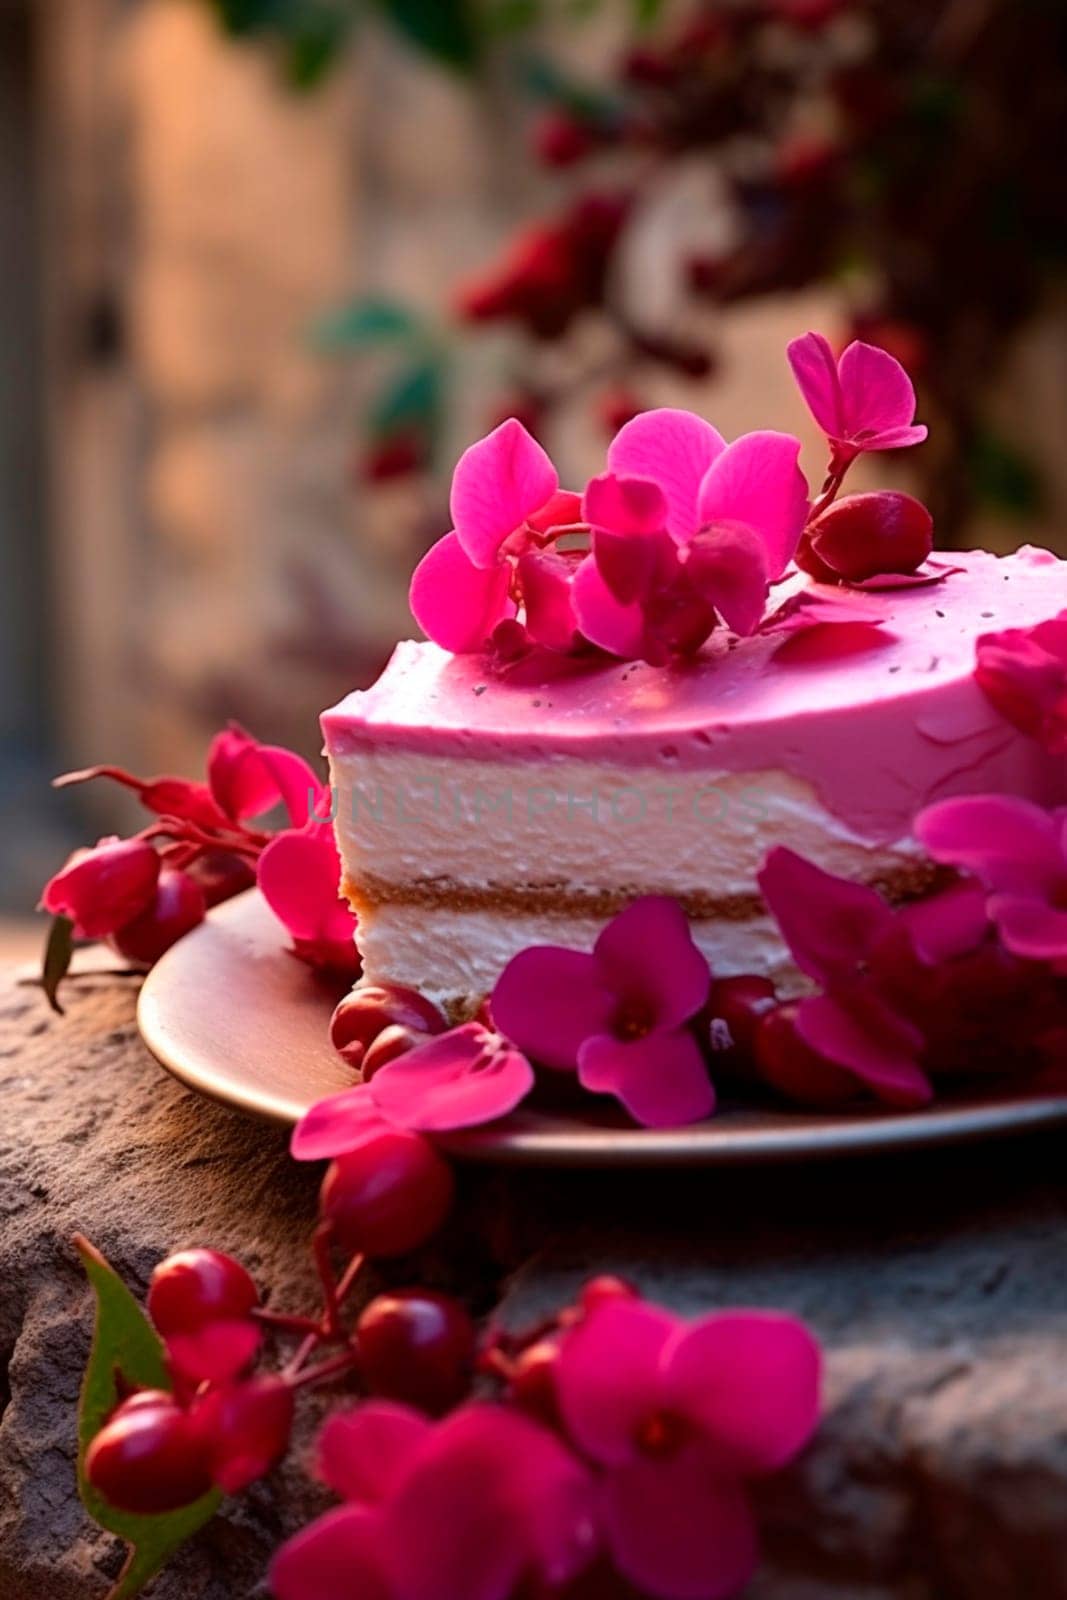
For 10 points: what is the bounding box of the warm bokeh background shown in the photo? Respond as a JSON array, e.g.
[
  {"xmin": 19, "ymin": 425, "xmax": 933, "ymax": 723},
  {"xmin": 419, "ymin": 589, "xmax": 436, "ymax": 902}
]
[{"xmin": 2, "ymin": 0, "xmax": 1066, "ymax": 926}]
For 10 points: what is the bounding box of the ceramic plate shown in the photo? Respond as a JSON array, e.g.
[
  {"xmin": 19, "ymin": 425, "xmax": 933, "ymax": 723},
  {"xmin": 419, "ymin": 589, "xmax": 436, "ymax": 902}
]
[{"xmin": 137, "ymin": 890, "xmax": 1067, "ymax": 1166}]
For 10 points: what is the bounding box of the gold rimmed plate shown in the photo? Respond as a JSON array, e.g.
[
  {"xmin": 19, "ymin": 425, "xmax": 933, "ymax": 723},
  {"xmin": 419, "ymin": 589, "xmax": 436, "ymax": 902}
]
[{"xmin": 138, "ymin": 890, "xmax": 1067, "ymax": 1166}]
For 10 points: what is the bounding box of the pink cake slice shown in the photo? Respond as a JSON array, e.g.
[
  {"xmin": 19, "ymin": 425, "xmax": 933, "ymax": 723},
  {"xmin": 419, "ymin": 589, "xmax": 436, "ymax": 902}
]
[{"xmin": 322, "ymin": 546, "xmax": 1067, "ymax": 1012}]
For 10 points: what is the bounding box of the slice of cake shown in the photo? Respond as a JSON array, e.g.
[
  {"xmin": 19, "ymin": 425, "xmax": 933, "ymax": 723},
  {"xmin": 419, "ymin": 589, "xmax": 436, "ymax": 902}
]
[{"xmin": 323, "ymin": 546, "xmax": 1067, "ymax": 1013}]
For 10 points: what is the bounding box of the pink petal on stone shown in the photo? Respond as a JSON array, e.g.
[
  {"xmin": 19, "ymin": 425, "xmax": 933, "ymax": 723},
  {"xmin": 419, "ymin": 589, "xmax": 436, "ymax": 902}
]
[
  {"xmin": 271, "ymin": 1505, "xmax": 392, "ymax": 1600},
  {"xmin": 758, "ymin": 848, "xmax": 894, "ymax": 986},
  {"xmin": 915, "ymin": 795, "xmax": 1066, "ymax": 896},
  {"xmin": 573, "ymin": 554, "xmax": 647, "ymax": 658},
  {"xmin": 602, "ymin": 1446, "xmax": 759, "ymax": 1600},
  {"xmin": 684, "ymin": 521, "xmax": 769, "ymax": 636},
  {"xmin": 492, "ymin": 947, "xmax": 615, "ymax": 1071},
  {"xmin": 787, "ymin": 331, "xmax": 845, "ymax": 440},
  {"xmin": 662, "ymin": 1312, "xmax": 821, "ymax": 1478},
  {"xmin": 989, "ymin": 894, "xmax": 1067, "ymax": 965},
  {"xmin": 555, "ymin": 1298, "xmax": 679, "ymax": 1466},
  {"xmin": 291, "ymin": 1084, "xmax": 394, "ymax": 1162},
  {"xmin": 794, "ymin": 990, "xmax": 931, "ymax": 1108},
  {"xmin": 318, "ymin": 1403, "xmax": 432, "ymax": 1505},
  {"xmin": 517, "ymin": 549, "xmax": 580, "ymax": 653},
  {"xmin": 450, "ymin": 419, "xmax": 558, "ymax": 568},
  {"xmin": 697, "ymin": 431, "xmax": 808, "ymax": 580},
  {"xmin": 593, "ymin": 896, "xmax": 711, "ymax": 1031},
  {"xmin": 837, "ymin": 339, "xmax": 926, "ymax": 447},
  {"xmin": 410, "ymin": 531, "xmax": 517, "ymax": 653},
  {"xmin": 579, "ymin": 1029, "xmax": 715, "ymax": 1128},
  {"xmin": 608, "ymin": 409, "xmax": 725, "ymax": 543},
  {"xmin": 368, "ymin": 1023, "xmax": 535, "ymax": 1131},
  {"xmin": 41, "ymin": 836, "xmax": 160, "ymax": 940}
]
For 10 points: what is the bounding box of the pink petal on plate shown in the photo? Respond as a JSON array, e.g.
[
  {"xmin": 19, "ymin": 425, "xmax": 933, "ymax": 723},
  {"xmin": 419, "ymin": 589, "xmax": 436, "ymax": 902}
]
[
  {"xmin": 663, "ymin": 1311, "xmax": 821, "ymax": 1478},
  {"xmin": 271, "ymin": 1505, "xmax": 392, "ymax": 1600},
  {"xmin": 555, "ymin": 1298, "xmax": 679, "ymax": 1466},
  {"xmin": 258, "ymin": 826, "xmax": 352, "ymax": 944},
  {"xmin": 794, "ymin": 989, "xmax": 931, "ymax": 1108},
  {"xmin": 786, "ymin": 331, "xmax": 845, "ymax": 440},
  {"xmin": 368, "ymin": 1023, "xmax": 535, "ymax": 1131},
  {"xmin": 608, "ymin": 409, "xmax": 725, "ymax": 543},
  {"xmin": 757, "ymin": 847, "xmax": 894, "ymax": 986},
  {"xmin": 450, "ymin": 418, "xmax": 558, "ymax": 568},
  {"xmin": 572, "ymin": 553, "xmax": 647, "ymax": 658},
  {"xmin": 492, "ymin": 946, "xmax": 614, "ymax": 1071},
  {"xmin": 593, "ymin": 896, "xmax": 711, "ymax": 1031},
  {"xmin": 697, "ymin": 431, "xmax": 808, "ymax": 580},
  {"xmin": 837, "ymin": 339, "xmax": 923, "ymax": 443},
  {"xmin": 602, "ymin": 1445, "xmax": 759, "ymax": 1600},
  {"xmin": 685, "ymin": 520, "xmax": 768, "ymax": 637},
  {"xmin": 291, "ymin": 1083, "xmax": 393, "ymax": 1162},
  {"xmin": 578, "ymin": 1028, "xmax": 715, "ymax": 1129},
  {"xmin": 410, "ymin": 531, "xmax": 517, "ymax": 653},
  {"xmin": 318, "ymin": 1402, "xmax": 432, "ymax": 1505}
]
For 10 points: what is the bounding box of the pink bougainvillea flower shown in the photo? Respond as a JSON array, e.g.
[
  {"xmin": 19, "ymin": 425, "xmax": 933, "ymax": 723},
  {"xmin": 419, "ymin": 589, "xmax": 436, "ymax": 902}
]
[
  {"xmin": 759, "ymin": 587, "xmax": 888, "ymax": 636},
  {"xmin": 207, "ymin": 726, "xmax": 328, "ymax": 828},
  {"xmin": 410, "ymin": 421, "xmax": 581, "ymax": 654},
  {"xmin": 258, "ymin": 823, "xmax": 360, "ymax": 977},
  {"xmin": 974, "ymin": 610, "xmax": 1067, "ymax": 755},
  {"xmin": 368, "ymin": 1023, "xmax": 536, "ymax": 1132},
  {"xmin": 787, "ymin": 331, "xmax": 927, "ymax": 463},
  {"xmin": 554, "ymin": 1298, "xmax": 820, "ymax": 1600},
  {"xmin": 492, "ymin": 897, "xmax": 714, "ymax": 1127},
  {"xmin": 271, "ymin": 1401, "xmax": 598, "ymax": 1600},
  {"xmin": 915, "ymin": 795, "xmax": 1067, "ymax": 971},
  {"xmin": 40, "ymin": 835, "xmax": 160, "ymax": 939},
  {"xmin": 291, "ymin": 1082, "xmax": 395, "ymax": 1162}
]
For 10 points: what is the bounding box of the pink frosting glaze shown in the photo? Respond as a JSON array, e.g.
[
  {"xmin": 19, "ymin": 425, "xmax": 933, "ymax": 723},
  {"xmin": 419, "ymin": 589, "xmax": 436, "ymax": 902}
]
[{"xmin": 322, "ymin": 547, "xmax": 1067, "ymax": 843}]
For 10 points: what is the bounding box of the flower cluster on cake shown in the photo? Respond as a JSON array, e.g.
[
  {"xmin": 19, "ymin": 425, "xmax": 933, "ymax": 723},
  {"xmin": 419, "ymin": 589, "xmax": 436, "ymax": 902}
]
[{"xmin": 316, "ymin": 331, "xmax": 1067, "ymax": 1130}]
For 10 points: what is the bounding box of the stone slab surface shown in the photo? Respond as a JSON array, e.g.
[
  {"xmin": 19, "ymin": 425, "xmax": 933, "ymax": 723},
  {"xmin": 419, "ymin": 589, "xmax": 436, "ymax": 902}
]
[{"xmin": 2, "ymin": 956, "xmax": 1067, "ymax": 1599}]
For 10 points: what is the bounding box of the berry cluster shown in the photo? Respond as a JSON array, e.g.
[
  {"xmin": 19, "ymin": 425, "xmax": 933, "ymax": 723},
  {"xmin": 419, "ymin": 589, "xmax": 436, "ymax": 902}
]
[{"xmin": 40, "ymin": 724, "xmax": 358, "ymax": 1008}]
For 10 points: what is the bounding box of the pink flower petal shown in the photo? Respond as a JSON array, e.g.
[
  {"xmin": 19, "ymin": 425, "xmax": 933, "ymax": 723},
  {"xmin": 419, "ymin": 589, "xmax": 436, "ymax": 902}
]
[
  {"xmin": 760, "ymin": 589, "xmax": 887, "ymax": 635},
  {"xmin": 291, "ymin": 1084, "xmax": 394, "ymax": 1162},
  {"xmin": 794, "ymin": 990, "xmax": 931, "ymax": 1108},
  {"xmin": 573, "ymin": 554, "xmax": 647, "ymax": 657},
  {"xmin": 368, "ymin": 1023, "xmax": 535, "ymax": 1131},
  {"xmin": 208, "ymin": 726, "xmax": 285, "ymax": 821},
  {"xmin": 492, "ymin": 947, "xmax": 615, "ymax": 1071},
  {"xmin": 848, "ymin": 560, "xmax": 955, "ymax": 591},
  {"xmin": 555, "ymin": 1298, "xmax": 679, "ymax": 1466},
  {"xmin": 915, "ymin": 795, "xmax": 1066, "ymax": 896},
  {"xmin": 696, "ymin": 431, "xmax": 808, "ymax": 579},
  {"xmin": 895, "ymin": 881, "xmax": 990, "ymax": 965},
  {"xmin": 602, "ymin": 1446, "xmax": 759, "ymax": 1600},
  {"xmin": 256, "ymin": 745, "xmax": 332, "ymax": 829},
  {"xmin": 989, "ymin": 894, "xmax": 1067, "ymax": 964},
  {"xmin": 516, "ymin": 549, "xmax": 580, "ymax": 653},
  {"xmin": 271, "ymin": 1505, "xmax": 391, "ymax": 1600},
  {"xmin": 608, "ymin": 409, "xmax": 725, "ymax": 543},
  {"xmin": 41, "ymin": 836, "xmax": 160, "ymax": 940},
  {"xmin": 584, "ymin": 471, "xmax": 669, "ymax": 539},
  {"xmin": 410, "ymin": 531, "xmax": 516, "ymax": 653},
  {"xmin": 450, "ymin": 419, "xmax": 558, "ymax": 568},
  {"xmin": 383, "ymin": 1404, "xmax": 597, "ymax": 1600},
  {"xmin": 837, "ymin": 339, "xmax": 925, "ymax": 447},
  {"xmin": 165, "ymin": 1320, "xmax": 261, "ymax": 1385},
  {"xmin": 579, "ymin": 1029, "xmax": 715, "ymax": 1128},
  {"xmin": 258, "ymin": 825, "xmax": 354, "ymax": 944},
  {"xmin": 318, "ymin": 1403, "xmax": 432, "ymax": 1505},
  {"xmin": 975, "ymin": 612, "xmax": 1067, "ymax": 754},
  {"xmin": 757, "ymin": 847, "xmax": 894, "ymax": 985},
  {"xmin": 527, "ymin": 488, "xmax": 583, "ymax": 536},
  {"xmin": 663, "ymin": 1312, "xmax": 821, "ymax": 1478},
  {"xmin": 593, "ymin": 896, "xmax": 710, "ymax": 1030},
  {"xmin": 684, "ymin": 521, "xmax": 769, "ymax": 636},
  {"xmin": 787, "ymin": 331, "xmax": 845, "ymax": 440}
]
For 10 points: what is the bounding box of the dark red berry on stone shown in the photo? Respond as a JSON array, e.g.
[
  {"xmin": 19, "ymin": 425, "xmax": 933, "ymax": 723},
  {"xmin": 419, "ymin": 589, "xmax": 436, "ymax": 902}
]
[
  {"xmin": 753, "ymin": 1002, "xmax": 858, "ymax": 1106},
  {"xmin": 361, "ymin": 1024, "xmax": 425, "ymax": 1081},
  {"xmin": 148, "ymin": 1248, "xmax": 259, "ymax": 1336},
  {"xmin": 509, "ymin": 1338, "xmax": 563, "ymax": 1428},
  {"xmin": 707, "ymin": 975, "xmax": 778, "ymax": 1064},
  {"xmin": 319, "ymin": 1131, "xmax": 454, "ymax": 1258},
  {"xmin": 194, "ymin": 1375, "xmax": 295, "ymax": 1494},
  {"xmin": 356, "ymin": 1290, "xmax": 475, "ymax": 1415},
  {"xmin": 85, "ymin": 1390, "xmax": 212, "ymax": 1514},
  {"xmin": 109, "ymin": 869, "xmax": 206, "ymax": 965},
  {"xmin": 330, "ymin": 984, "xmax": 445, "ymax": 1070}
]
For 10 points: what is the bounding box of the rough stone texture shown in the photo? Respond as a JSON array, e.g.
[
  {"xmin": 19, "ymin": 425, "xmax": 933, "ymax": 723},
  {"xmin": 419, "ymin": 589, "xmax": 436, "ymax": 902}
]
[{"xmin": 3, "ymin": 952, "xmax": 1067, "ymax": 1599}]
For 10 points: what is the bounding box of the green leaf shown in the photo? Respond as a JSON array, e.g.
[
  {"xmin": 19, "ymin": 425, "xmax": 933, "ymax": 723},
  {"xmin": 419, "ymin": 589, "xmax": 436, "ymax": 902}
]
[
  {"xmin": 76, "ymin": 1237, "xmax": 221, "ymax": 1600},
  {"xmin": 631, "ymin": 0, "xmax": 665, "ymax": 25},
  {"xmin": 310, "ymin": 296, "xmax": 422, "ymax": 352},
  {"xmin": 42, "ymin": 915, "xmax": 74, "ymax": 1015},
  {"xmin": 967, "ymin": 430, "xmax": 1043, "ymax": 518},
  {"xmin": 370, "ymin": 357, "xmax": 443, "ymax": 435},
  {"xmin": 377, "ymin": 0, "xmax": 481, "ymax": 70},
  {"xmin": 284, "ymin": 14, "xmax": 351, "ymax": 86}
]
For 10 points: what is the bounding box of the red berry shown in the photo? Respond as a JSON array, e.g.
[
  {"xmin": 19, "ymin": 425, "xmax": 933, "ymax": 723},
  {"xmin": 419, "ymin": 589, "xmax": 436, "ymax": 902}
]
[
  {"xmin": 109, "ymin": 869, "xmax": 206, "ymax": 964},
  {"xmin": 362, "ymin": 1024, "xmax": 427, "ymax": 1080},
  {"xmin": 753, "ymin": 1003, "xmax": 857, "ymax": 1106},
  {"xmin": 148, "ymin": 1249, "xmax": 259, "ymax": 1336},
  {"xmin": 532, "ymin": 109, "xmax": 594, "ymax": 169},
  {"xmin": 360, "ymin": 431, "xmax": 425, "ymax": 484},
  {"xmin": 187, "ymin": 851, "xmax": 257, "ymax": 908},
  {"xmin": 85, "ymin": 1390, "xmax": 212, "ymax": 1514},
  {"xmin": 509, "ymin": 1338, "xmax": 562, "ymax": 1427},
  {"xmin": 597, "ymin": 386, "xmax": 643, "ymax": 438},
  {"xmin": 319, "ymin": 1131, "xmax": 454, "ymax": 1258},
  {"xmin": 580, "ymin": 1274, "xmax": 639, "ymax": 1313},
  {"xmin": 194, "ymin": 1375, "xmax": 295, "ymax": 1494},
  {"xmin": 707, "ymin": 975, "xmax": 778, "ymax": 1064},
  {"xmin": 794, "ymin": 529, "xmax": 842, "ymax": 584},
  {"xmin": 330, "ymin": 985, "xmax": 445, "ymax": 1070},
  {"xmin": 356, "ymin": 1290, "xmax": 475, "ymax": 1415}
]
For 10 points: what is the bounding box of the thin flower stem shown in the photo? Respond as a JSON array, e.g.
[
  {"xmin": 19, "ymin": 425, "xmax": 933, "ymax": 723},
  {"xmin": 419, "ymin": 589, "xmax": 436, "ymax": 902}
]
[
  {"xmin": 336, "ymin": 1251, "xmax": 366, "ymax": 1306},
  {"xmin": 314, "ymin": 1222, "xmax": 343, "ymax": 1339},
  {"xmin": 284, "ymin": 1348, "xmax": 361, "ymax": 1392},
  {"xmin": 253, "ymin": 1307, "xmax": 323, "ymax": 1336},
  {"xmin": 282, "ymin": 1330, "xmax": 323, "ymax": 1380}
]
